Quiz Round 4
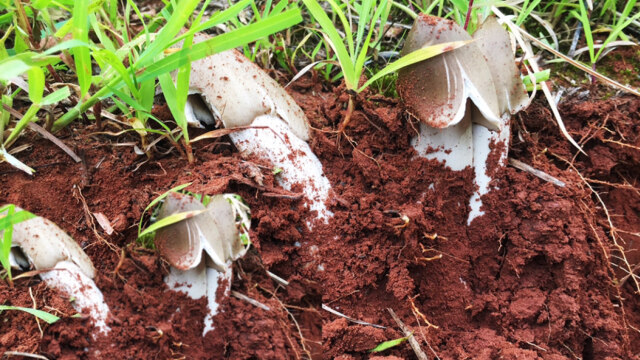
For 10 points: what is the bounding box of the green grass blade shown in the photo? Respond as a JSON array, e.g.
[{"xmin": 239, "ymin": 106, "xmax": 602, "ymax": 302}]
[
  {"xmin": 303, "ymin": 0, "xmax": 356, "ymax": 89},
  {"xmin": 92, "ymin": 49, "xmax": 139, "ymax": 97},
  {"xmin": 0, "ymin": 305, "xmax": 60, "ymax": 324},
  {"xmin": 3, "ymin": 105, "xmax": 40, "ymax": 147},
  {"xmin": 0, "ymin": 207, "xmax": 36, "ymax": 281},
  {"xmin": 138, "ymin": 209, "xmax": 206, "ymax": 238},
  {"xmin": 137, "ymin": 78, "xmax": 156, "ymax": 122},
  {"xmin": 41, "ymin": 86, "xmax": 71, "ymax": 106},
  {"xmin": 72, "ymin": 0, "xmax": 91, "ymax": 98},
  {"xmin": 358, "ymin": 40, "xmax": 469, "ymax": 92},
  {"xmin": 0, "ymin": 207, "xmax": 35, "ymax": 230},
  {"xmin": 326, "ymin": 0, "xmax": 354, "ymax": 57},
  {"xmin": 158, "ymin": 71, "xmax": 189, "ymax": 141},
  {"xmin": 355, "ymin": 0, "xmax": 373, "ymax": 55},
  {"xmin": 42, "ymin": 39, "xmax": 95, "ymax": 56},
  {"xmin": 89, "ymin": 14, "xmax": 116, "ymax": 53},
  {"xmin": 0, "ymin": 59, "xmax": 33, "ymax": 81},
  {"xmin": 595, "ymin": 11, "xmax": 640, "ymax": 61},
  {"xmin": 137, "ymin": 182, "xmax": 192, "ymax": 236},
  {"xmin": 370, "ymin": 333, "xmax": 412, "ymax": 352},
  {"xmin": 134, "ymin": 0, "xmax": 200, "ymax": 69},
  {"xmin": 27, "ymin": 66, "xmax": 45, "ymax": 105},
  {"xmin": 137, "ymin": 8, "xmax": 302, "ymax": 83}
]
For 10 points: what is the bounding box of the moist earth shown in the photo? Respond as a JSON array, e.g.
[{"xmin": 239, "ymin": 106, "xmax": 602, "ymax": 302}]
[{"xmin": 0, "ymin": 77, "xmax": 639, "ymax": 359}]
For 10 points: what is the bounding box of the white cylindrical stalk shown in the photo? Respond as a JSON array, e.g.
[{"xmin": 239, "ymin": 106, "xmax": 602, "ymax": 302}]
[{"xmin": 40, "ymin": 261, "xmax": 111, "ymax": 336}]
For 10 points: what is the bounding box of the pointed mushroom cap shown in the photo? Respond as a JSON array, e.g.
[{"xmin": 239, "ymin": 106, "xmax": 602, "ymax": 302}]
[
  {"xmin": 188, "ymin": 34, "xmax": 310, "ymax": 141},
  {"xmin": 397, "ymin": 15, "xmax": 502, "ymax": 130},
  {"xmin": 155, "ymin": 193, "xmax": 245, "ymax": 272},
  {"xmin": 472, "ymin": 16, "xmax": 529, "ymax": 118},
  {"xmin": 206, "ymin": 195, "xmax": 245, "ymax": 264},
  {"xmin": 5, "ymin": 210, "xmax": 96, "ymax": 279},
  {"xmin": 156, "ymin": 193, "xmax": 212, "ymax": 270}
]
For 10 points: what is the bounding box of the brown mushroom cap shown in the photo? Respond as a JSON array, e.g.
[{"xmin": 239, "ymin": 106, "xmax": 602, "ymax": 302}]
[
  {"xmin": 397, "ymin": 15, "xmax": 501, "ymax": 130},
  {"xmin": 472, "ymin": 16, "xmax": 529, "ymax": 118}
]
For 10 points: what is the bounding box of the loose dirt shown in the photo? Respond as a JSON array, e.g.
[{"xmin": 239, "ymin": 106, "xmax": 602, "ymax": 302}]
[{"xmin": 1, "ymin": 73, "xmax": 639, "ymax": 359}]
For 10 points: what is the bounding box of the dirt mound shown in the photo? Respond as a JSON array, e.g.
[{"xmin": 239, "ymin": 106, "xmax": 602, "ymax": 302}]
[{"xmin": 1, "ymin": 83, "xmax": 639, "ymax": 359}]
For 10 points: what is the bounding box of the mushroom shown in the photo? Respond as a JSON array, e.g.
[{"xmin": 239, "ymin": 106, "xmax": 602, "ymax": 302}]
[
  {"xmin": 183, "ymin": 34, "xmax": 332, "ymax": 225},
  {"xmin": 397, "ymin": 15, "xmax": 529, "ymax": 223},
  {"xmin": 468, "ymin": 16, "xmax": 529, "ymax": 224},
  {"xmin": 3, "ymin": 208, "xmax": 111, "ymax": 335},
  {"xmin": 154, "ymin": 192, "xmax": 250, "ymax": 335}
]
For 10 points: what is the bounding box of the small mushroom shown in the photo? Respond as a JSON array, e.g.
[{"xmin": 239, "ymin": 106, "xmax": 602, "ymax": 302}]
[
  {"xmin": 3, "ymin": 208, "xmax": 111, "ymax": 335},
  {"xmin": 397, "ymin": 14, "xmax": 501, "ymax": 131},
  {"xmin": 155, "ymin": 192, "xmax": 250, "ymax": 335}
]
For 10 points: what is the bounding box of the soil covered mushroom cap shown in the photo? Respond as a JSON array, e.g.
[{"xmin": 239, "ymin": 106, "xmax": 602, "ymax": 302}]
[{"xmin": 397, "ymin": 15, "xmax": 502, "ymax": 130}]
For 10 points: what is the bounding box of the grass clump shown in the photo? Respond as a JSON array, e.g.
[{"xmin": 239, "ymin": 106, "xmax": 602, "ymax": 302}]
[{"xmin": 0, "ymin": 0, "xmax": 303, "ymax": 171}]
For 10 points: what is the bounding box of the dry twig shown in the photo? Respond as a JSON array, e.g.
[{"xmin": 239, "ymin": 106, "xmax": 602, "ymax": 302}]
[{"xmin": 387, "ymin": 308, "xmax": 428, "ymax": 360}]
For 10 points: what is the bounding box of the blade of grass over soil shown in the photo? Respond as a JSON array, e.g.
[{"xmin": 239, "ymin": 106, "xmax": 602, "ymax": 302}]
[{"xmin": 0, "ymin": 305, "xmax": 60, "ymax": 324}]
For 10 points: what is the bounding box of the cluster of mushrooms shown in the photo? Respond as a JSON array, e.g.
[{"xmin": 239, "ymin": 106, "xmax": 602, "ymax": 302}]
[{"xmin": 3, "ymin": 14, "xmax": 528, "ymax": 337}]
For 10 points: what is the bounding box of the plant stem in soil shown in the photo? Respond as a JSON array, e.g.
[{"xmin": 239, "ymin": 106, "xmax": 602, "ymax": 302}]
[{"xmin": 338, "ymin": 96, "xmax": 355, "ymax": 134}]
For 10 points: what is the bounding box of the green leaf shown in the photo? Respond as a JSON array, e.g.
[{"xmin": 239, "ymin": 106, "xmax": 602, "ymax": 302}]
[
  {"xmin": 3, "ymin": 105, "xmax": 40, "ymax": 148},
  {"xmin": 302, "ymin": 0, "xmax": 356, "ymax": 89},
  {"xmin": 138, "ymin": 209, "xmax": 206, "ymax": 238},
  {"xmin": 358, "ymin": 40, "xmax": 469, "ymax": 92},
  {"xmin": 0, "ymin": 305, "xmax": 60, "ymax": 324},
  {"xmin": 0, "ymin": 59, "xmax": 32, "ymax": 81},
  {"xmin": 134, "ymin": 0, "xmax": 200, "ymax": 69},
  {"xmin": 0, "ymin": 207, "xmax": 36, "ymax": 231},
  {"xmin": 42, "ymin": 39, "xmax": 94, "ymax": 56},
  {"xmin": 369, "ymin": 333, "xmax": 412, "ymax": 353},
  {"xmin": 137, "ymin": 182, "xmax": 192, "ymax": 236},
  {"xmin": 522, "ymin": 69, "xmax": 550, "ymax": 85},
  {"xmin": 92, "ymin": 49, "xmax": 138, "ymax": 97},
  {"xmin": 72, "ymin": 0, "xmax": 92, "ymax": 98},
  {"xmin": 136, "ymin": 8, "xmax": 303, "ymax": 83},
  {"xmin": 27, "ymin": 66, "xmax": 45, "ymax": 105}
]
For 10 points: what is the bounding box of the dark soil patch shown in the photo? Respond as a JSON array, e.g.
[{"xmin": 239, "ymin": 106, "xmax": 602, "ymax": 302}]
[{"xmin": 1, "ymin": 75, "xmax": 639, "ymax": 359}]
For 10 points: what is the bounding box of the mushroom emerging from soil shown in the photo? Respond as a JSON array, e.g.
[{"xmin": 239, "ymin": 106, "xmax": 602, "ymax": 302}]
[
  {"xmin": 154, "ymin": 192, "xmax": 250, "ymax": 335},
  {"xmin": 3, "ymin": 209, "xmax": 111, "ymax": 335},
  {"xmin": 397, "ymin": 15, "xmax": 529, "ymax": 224},
  {"xmin": 183, "ymin": 34, "xmax": 332, "ymax": 225}
]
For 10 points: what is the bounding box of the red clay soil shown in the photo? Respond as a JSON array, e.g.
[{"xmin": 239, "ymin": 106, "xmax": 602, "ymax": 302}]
[{"xmin": 1, "ymin": 76, "xmax": 639, "ymax": 359}]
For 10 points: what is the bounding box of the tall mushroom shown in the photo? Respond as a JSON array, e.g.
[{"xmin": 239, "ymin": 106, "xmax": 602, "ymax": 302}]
[
  {"xmin": 397, "ymin": 15, "xmax": 529, "ymax": 223},
  {"xmin": 184, "ymin": 34, "xmax": 332, "ymax": 226}
]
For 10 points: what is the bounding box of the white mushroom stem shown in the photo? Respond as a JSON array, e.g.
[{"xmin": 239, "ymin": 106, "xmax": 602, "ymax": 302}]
[
  {"xmin": 231, "ymin": 115, "xmax": 333, "ymax": 226},
  {"xmin": 467, "ymin": 120, "xmax": 510, "ymax": 225},
  {"xmin": 411, "ymin": 110, "xmax": 473, "ymax": 171},
  {"xmin": 164, "ymin": 259, "xmax": 232, "ymax": 336},
  {"xmin": 39, "ymin": 261, "xmax": 111, "ymax": 336}
]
